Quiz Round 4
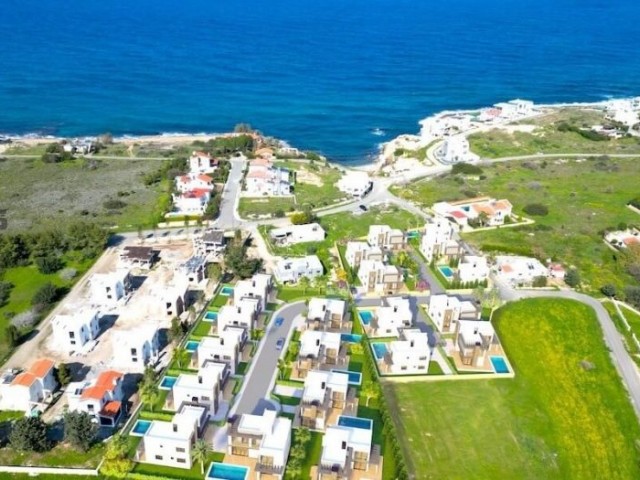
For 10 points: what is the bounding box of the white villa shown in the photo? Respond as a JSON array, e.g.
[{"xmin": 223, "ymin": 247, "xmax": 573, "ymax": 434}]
[
  {"xmin": 66, "ymin": 370, "xmax": 124, "ymax": 427},
  {"xmin": 419, "ymin": 114, "xmax": 471, "ymax": 139},
  {"xmin": 367, "ymin": 296, "xmax": 413, "ymax": 338},
  {"xmin": 171, "ymin": 362, "xmax": 228, "ymax": 416},
  {"xmin": 139, "ymin": 405, "xmax": 207, "ymax": 470},
  {"xmin": 494, "ymin": 99, "xmax": 535, "ymax": 120},
  {"xmin": 379, "ymin": 329, "xmax": 430, "ymax": 375},
  {"xmin": 428, "ymin": 294, "xmax": 480, "ymax": 334},
  {"xmin": 175, "ymin": 173, "xmax": 214, "ymax": 194},
  {"xmin": 171, "ymin": 188, "xmax": 211, "ymax": 215},
  {"xmin": 244, "ymin": 158, "xmax": 292, "ymax": 196},
  {"xmin": 189, "ymin": 151, "xmax": 217, "ymax": 174},
  {"xmin": 344, "ymin": 241, "xmax": 383, "ymax": 269},
  {"xmin": 367, "ymin": 225, "xmax": 406, "ymax": 251},
  {"xmin": 433, "ymin": 198, "xmax": 513, "ymax": 228},
  {"xmin": 270, "ymin": 223, "xmax": 326, "ymax": 246},
  {"xmin": 336, "ymin": 171, "xmax": 372, "ymax": 197},
  {"xmin": 301, "ymin": 370, "xmax": 350, "ymax": 431},
  {"xmin": 358, "ymin": 260, "xmax": 403, "ymax": 295},
  {"xmin": 234, "ymin": 273, "xmax": 272, "ymax": 312},
  {"xmin": 307, "ymin": 297, "xmax": 348, "ymax": 331},
  {"xmin": 420, "ymin": 216, "xmax": 462, "ymax": 263},
  {"xmin": 0, "ymin": 359, "xmax": 57, "ymax": 414},
  {"xmin": 605, "ymin": 228, "xmax": 640, "ymax": 249},
  {"xmin": 90, "ymin": 270, "xmax": 131, "ymax": 307},
  {"xmin": 455, "ymin": 320, "xmax": 499, "ymax": 369},
  {"xmin": 113, "ymin": 325, "xmax": 160, "ymax": 372},
  {"xmin": 298, "ymin": 330, "xmax": 343, "ymax": 372},
  {"xmin": 51, "ymin": 309, "xmax": 101, "ymax": 353},
  {"xmin": 195, "ymin": 327, "xmax": 247, "ymax": 374},
  {"xmin": 457, "ymin": 255, "xmax": 489, "ymax": 284},
  {"xmin": 438, "ymin": 135, "xmax": 479, "ymax": 164},
  {"xmin": 319, "ymin": 418, "xmax": 374, "ymax": 479},
  {"xmin": 274, "ymin": 256, "xmax": 323, "ymax": 284},
  {"xmin": 228, "ymin": 410, "xmax": 292, "ymax": 479},
  {"xmin": 494, "ymin": 255, "xmax": 549, "ymax": 286},
  {"xmin": 217, "ymin": 299, "xmax": 258, "ymax": 332}
]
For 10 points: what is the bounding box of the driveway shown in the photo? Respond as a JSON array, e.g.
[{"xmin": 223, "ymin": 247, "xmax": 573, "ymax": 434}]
[{"xmin": 231, "ymin": 301, "xmax": 306, "ymax": 415}]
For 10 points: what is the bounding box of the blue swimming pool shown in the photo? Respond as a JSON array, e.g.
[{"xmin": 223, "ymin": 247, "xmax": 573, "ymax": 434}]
[
  {"xmin": 438, "ymin": 265, "xmax": 454, "ymax": 278},
  {"xmin": 407, "ymin": 231, "xmax": 420, "ymax": 239},
  {"xmin": 130, "ymin": 419, "xmax": 151, "ymax": 436},
  {"xmin": 371, "ymin": 342, "xmax": 387, "ymax": 360},
  {"xmin": 206, "ymin": 462, "xmax": 249, "ymax": 480},
  {"xmin": 185, "ymin": 340, "xmax": 199, "ymax": 352},
  {"xmin": 358, "ymin": 310, "xmax": 373, "ymax": 326},
  {"xmin": 220, "ymin": 286, "xmax": 234, "ymax": 296},
  {"xmin": 337, "ymin": 415, "xmax": 373, "ymax": 430},
  {"xmin": 204, "ymin": 311, "xmax": 218, "ymax": 322},
  {"xmin": 340, "ymin": 333, "xmax": 362, "ymax": 344},
  {"xmin": 491, "ymin": 356, "xmax": 510, "ymax": 374},
  {"xmin": 332, "ymin": 369, "xmax": 362, "ymax": 386},
  {"xmin": 159, "ymin": 375, "xmax": 177, "ymax": 390}
]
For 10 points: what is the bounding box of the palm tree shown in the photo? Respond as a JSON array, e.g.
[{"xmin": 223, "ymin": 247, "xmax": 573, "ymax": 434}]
[
  {"xmin": 192, "ymin": 439, "xmax": 211, "ymax": 475},
  {"xmin": 298, "ymin": 276, "xmax": 310, "ymax": 294},
  {"xmin": 312, "ymin": 274, "xmax": 327, "ymax": 294},
  {"xmin": 140, "ymin": 383, "xmax": 160, "ymax": 412},
  {"xmin": 295, "ymin": 427, "xmax": 311, "ymax": 445},
  {"xmin": 173, "ymin": 347, "xmax": 189, "ymax": 369},
  {"xmin": 277, "ymin": 358, "xmax": 288, "ymax": 380},
  {"xmin": 360, "ymin": 380, "xmax": 380, "ymax": 407}
]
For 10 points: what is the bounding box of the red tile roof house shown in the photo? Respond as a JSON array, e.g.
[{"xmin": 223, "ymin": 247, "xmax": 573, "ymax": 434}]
[
  {"xmin": 66, "ymin": 370, "xmax": 126, "ymax": 427},
  {"xmin": 171, "ymin": 188, "xmax": 212, "ymax": 215},
  {"xmin": 175, "ymin": 173, "xmax": 214, "ymax": 193},
  {"xmin": 0, "ymin": 359, "xmax": 57, "ymax": 414}
]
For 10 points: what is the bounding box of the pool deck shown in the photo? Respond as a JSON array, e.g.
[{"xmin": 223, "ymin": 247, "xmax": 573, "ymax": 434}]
[
  {"xmin": 218, "ymin": 454, "xmax": 257, "ymax": 480},
  {"xmin": 309, "ymin": 453, "xmax": 384, "ymax": 480}
]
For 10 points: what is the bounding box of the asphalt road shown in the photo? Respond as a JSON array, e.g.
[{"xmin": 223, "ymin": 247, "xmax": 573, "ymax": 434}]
[{"xmin": 232, "ymin": 301, "xmax": 306, "ymax": 416}]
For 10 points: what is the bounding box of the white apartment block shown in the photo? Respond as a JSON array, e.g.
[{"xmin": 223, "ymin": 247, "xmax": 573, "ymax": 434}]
[
  {"xmin": 358, "ymin": 260, "xmax": 403, "ymax": 295},
  {"xmin": 320, "ymin": 418, "xmax": 373, "ymax": 478},
  {"xmin": 66, "ymin": 370, "xmax": 124, "ymax": 427},
  {"xmin": 228, "ymin": 410, "xmax": 292, "ymax": 478},
  {"xmin": 428, "ymin": 294, "xmax": 480, "ymax": 334},
  {"xmin": 421, "ymin": 216, "xmax": 462, "ymax": 263},
  {"xmin": 140, "ymin": 405, "xmax": 207, "ymax": 469},
  {"xmin": 369, "ymin": 296, "xmax": 412, "ymax": 338},
  {"xmin": 217, "ymin": 299, "xmax": 258, "ymax": 332},
  {"xmin": 0, "ymin": 359, "xmax": 57, "ymax": 414},
  {"xmin": 90, "ymin": 270, "xmax": 130, "ymax": 307},
  {"xmin": 195, "ymin": 327, "xmax": 247, "ymax": 374},
  {"xmin": 234, "ymin": 273, "xmax": 272, "ymax": 312},
  {"xmin": 270, "ymin": 223, "xmax": 326, "ymax": 245},
  {"xmin": 367, "ymin": 225, "xmax": 406, "ymax": 251},
  {"xmin": 113, "ymin": 326, "xmax": 160, "ymax": 372},
  {"xmin": 344, "ymin": 242, "xmax": 383, "ymax": 269},
  {"xmin": 336, "ymin": 171, "xmax": 372, "ymax": 197},
  {"xmin": 172, "ymin": 362, "xmax": 227, "ymax": 416},
  {"xmin": 457, "ymin": 255, "xmax": 489, "ymax": 284},
  {"xmin": 419, "ymin": 114, "xmax": 471, "ymax": 139},
  {"xmin": 383, "ymin": 329, "xmax": 430, "ymax": 374},
  {"xmin": 52, "ymin": 309, "xmax": 101, "ymax": 353},
  {"xmin": 274, "ymin": 256, "xmax": 323, "ymax": 284}
]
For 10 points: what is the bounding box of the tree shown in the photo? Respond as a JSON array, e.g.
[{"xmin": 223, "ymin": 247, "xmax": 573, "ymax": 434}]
[
  {"xmin": 360, "ymin": 380, "xmax": 380, "ymax": 407},
  {"xmin": 169, "ymin": 317, "xmax": 183, "ymax": 345},
  {"xmin": 224, "ymin": 244, "xmax": 262, "ymax": 279},
  {"xmin": 625, "ymin": 286, "xmax": 640, "ymax": 310},
  {"xmin": 173, "ymin": 347, "xmax": 190, "ymax": 369},
  {"xmin": 532, "ymin": 276, "xmax": 547, "ymax": 288},
  {"xmin": 32, "ymin": 282, "xmax": 60, "ymax": 308},
  {"xmin": 9, "ymin": 417, "xmax": 50, "ymax": 452},
  {"xmin": 298, "ymin": 276, "xmax": 310, "ymax": 294},
  {"xmin": 5, "ymin": 325, "xmax": 19, "ymax": 347},
  {"xmin": 313, "ymin": 274, "xmax": 327, "ymax": 294},
  {"xmin": 56, "ymin": 363, "xmax": 71, "ymax": 387},
  {"xmin": 523, "ymin": 203, "xmax": 549, "ymax": 216},
  {"xmin": 192, "ymin": 439, "xmax": 211, "ymax": 474},
  {"xmin": 0, "ymin": 281, "xmax": 13, "ymax": 307},
  {"xmin": 140, "ymin": 382, "xmax": 160, "ymax": 412},
  {"xmin": 477, "ymin": 211, "xmax": 489, "ymax": 227},
  {"xmin": 564, "ymin": 269, "xmax": 580, "ymax": 288},
  {"xmin": 601, "ymin": 284, "xmax": 617, "ymax": 298},
  {"xmin": 295, "ymin": 427, "xmax": 311, "ymax": 445},
  {"xmin": 101, "ymin": 433, "xmax": 133, "ymax": 478},
  {"xmin": 277, "ymin": 358, "xmax": 287, "ymax": 380},
  {"xmin": 64, "ymin": 411, "xmax": 97, "ymax": 452},
  {"xmin": 336, "ymin": 268, "xmax": 348, "ymax": 284},
  {"xmin": 395, "ymin": 251, "xmax": 410, "ymax": 268},
  {"xmin": 207, "ymin": 263, "xmax": 222, "ymax": 282}
]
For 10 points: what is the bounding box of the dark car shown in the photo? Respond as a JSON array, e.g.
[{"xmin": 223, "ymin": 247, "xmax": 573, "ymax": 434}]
[
  {"xmin": 359, "ymin": 204, "xmax": 368, "ymax": 212},
  {"xmin": 276, "ymin": 337, "xmax": 285, "ymax": 350},
  {"xmin": 275, "ymin": 317, "xmax": 284, "ymax": 327}
]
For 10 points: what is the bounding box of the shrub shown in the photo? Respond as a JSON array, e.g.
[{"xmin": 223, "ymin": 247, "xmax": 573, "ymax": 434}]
[
  {"xmin": 59, "ymin": 267, "xmax": 77, "ymax": 281},
  {"xmin": 629, "ymin": 198, "xmax": 640, "ymax": 210},
  {"xmin": 274, "ymin": 209, "xmax": 285, "ymax": 218},
  {"xmin": 532, "ymin": 276, "xmax": 547, "ymax": 287},
  {"xmin": 35, "ymin": 255, "xmax": 63, "ymax": 274},
  {"xmin": 523, "ymin": 203, "xmax": 549, "ymax": 216},
  {"xmin": 625, "ymin": 286, "xmax": 640, "ymax": 309},
  {"xmin": 564, "ymin": 269, "xmax": 580, "ymax": 287},
  {"xmin": 451, "ymin": 163, "xmax": 483, "ymax": 175},
  {"xmin": 5, "ymin": 325, "xmax": 19, "ymax": 347},
  {"xmin": 0, "ymin": 281, "xmax": 12, "ymax": 307},
  {"xmin": 10, "ymin": 417, "xmax": 50, "ymax": 452},
  {"xmin": 601, "ymin": 284, "xmax": 617, "ymax": 298},
  {"xmin": 103, "ymin": 199, "xmax": 127, "ymax": 210},
  {"xmin": 32, "ymin": 283, "xmax": 60, "ymax": 308},
  {"xmin": 11, "ymin": 309, "xmax": 37, "ymax": 329}
]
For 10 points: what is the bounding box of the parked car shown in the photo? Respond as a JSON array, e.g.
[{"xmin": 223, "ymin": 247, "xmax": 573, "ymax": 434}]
[
  {"xmin": 276, "ymin": 337, "xmax": 285, "ymax": 350},
  {"xmin": 359, "ymin": 204, "xmax": 368, "ymax": 212},
  {"xmin": 275, "ymin": 317, "xmax": 284, "ymax": 327}
]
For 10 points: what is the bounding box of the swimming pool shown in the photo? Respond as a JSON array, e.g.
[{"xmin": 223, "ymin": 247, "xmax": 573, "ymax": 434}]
[
  {"xmin": 159, "ymin": 375, "xmax": 177, "ymax": 390},
  {"xmin": 206, "ymin": 462, "xmax": 249, "ymax": 480},
  {"xmin": 340, "ymin": 333, "xmax": 362, "ymax": 344},
  {"xmin": 337, "ymin": 415, "xmax": 373, "ymax": 430},
  {"xmin": 220, "ymin": 286, "xmax": 234, "ymax": 296},
  {"xmin": 438, "ymin": 265, "xmax": 454, "ymax": 278},
  {"xmin": 371, "ymin": 342, "xmax": 387, "ymax": 360},
  {"xmin": 204, "ymin": 311, "xmax": 218, "ymax": 322},
  {"xmin": 490, "ymin": 356, "xmax": 510, "ymax": 374},
  {"xmin": 407, "ymin": 231, "xmax": 420, "ymax": 239},
  {"xmin": 358, "ymin": 310, "xmax": 374, "ymax": 326},
  {"xmin": 130, "ymin": 419, "xmax": 151, "ymax": 436},
  {"xmin": 332, "ymin": 369, "xmax": 362, "ymax": 386},
  {"xmin": 185, "ymin": 340, "xmax": 199, "ymax": 352}
]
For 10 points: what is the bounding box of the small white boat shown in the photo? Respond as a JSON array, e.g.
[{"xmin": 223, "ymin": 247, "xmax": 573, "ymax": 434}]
[{"xmin": 371, "ymin": 128, "xmax": 386, "ymax": 136}]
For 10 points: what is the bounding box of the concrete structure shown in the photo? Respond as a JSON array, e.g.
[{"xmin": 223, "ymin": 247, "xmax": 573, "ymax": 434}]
[
  {"xmin": 120, "ymin": 246, "xmax": 159, "ymax": 269},
  {"xmin": 274, "ymin": 256, "xmax": 323, "ymax": 284},
  {"xmin": 139, "ymin": 405, "xmax": 207, "ymax": 469},
  {"xmin": 307, "ymin": 298, "xmax": 348, "ymax": 331},
  {"xmin": 90, "ymin": 270, "xmax": 131, "ymax": 307},
  {"xmin": 270, "ymin": 223, "xmax": 326, "ymax": 245},
  {"xmin": 244, "ymin": 158, "xmax": 292, "ymax": 196},
  {"xmin": 368, "ymin": 296, "xmax": 412, "ymax": 338},
  {"xmin": 419, "ymin": 114, "xmax": 471, "ymax": 139},
  {"xmin": 495, "ymin": 255, "xmax": 549, "ymax": 286},
  {"xmin": 234, "ymin": 273, "xmax": 272, "ymax": 312},
  {"xmin": 66, "ymin": 370, "xmax": 124, "ymax": 427},
  {"xmin": 113, "ymin": 326, "xmax": 160, "ymax": 372},
  {"xmin": 171, "ymin": 362, "xmax": 228, "ymax": 415},
  {"xmin": 367, "ymin": 225, "xmax": 406, "ymax": 251},
  {"xmin": 319, "ymin": 418, "xmax": 374, "ymax": 479},
  {"xmin": 194, "ymin": 229, "xmax": 227, "ymax": 256},
  {"xmin": 297, "ymin": 331, "xmax": 344, "ymax": 379},
  {"xmin": 300, "ymin": 370, "xmax": 350, "ymax": 431},
  {"xmin": 164, "ymin": 277, "xmax": 189, "ymax": 317},
  {"xmin": 177, "ymin": 256, "xmax": 206, "ymax": 285},
  {"xmin": 51, "ymin": 309, "xmax": 101, "ymax": 353},
  {"xmin": 337, "ymin": 171, "xmax": 372, "ymax": 197},
  {"xmin": 457, "ymin": 255, "xmax": 489, "ymax": 284},
  {"xmin": 344, "ymin": 242, "xmax": 383, "ymax": 269},
  {"xmin": 195, "ymin": 327, "xmax": 247, "ymax": 374},
  {"xmin": 379, "ymin": 329, "xmax": 430, "ymax": 375},
  {"xmin": 421, "ymin": 216, "xmax": 463, "ymax": 263},
  {"xmin": 0, "ymin": 359, "xmax": 57, "ymax": 414},
  {"xmin": 228, "ymin": 410, "xmax": 292, "ymax": 479},
  {"xmin": 358, "ymin": 260, "xmax": 403, "ymax": 295},
  {"xmin": 428, "ymin": 294, "xmax": 480, "ymax": 334},
  {"xmin": 217, "ymin": 299, "xmax": 259, "ymax": 332}
]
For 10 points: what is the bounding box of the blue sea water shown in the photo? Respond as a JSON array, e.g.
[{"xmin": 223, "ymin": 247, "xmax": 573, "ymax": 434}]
[{"xmin": 1, "ymin": 0, "xmax": 639, "ymax": 163}]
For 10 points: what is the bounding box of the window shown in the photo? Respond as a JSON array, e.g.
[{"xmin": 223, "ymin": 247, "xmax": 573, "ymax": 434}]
[
  {"xmin": 201, "ymin": 396, "xmax": 210, "ymax": 402},
  {"xmin": 69, "ymin": 332, "xmax": 75, "ymax": 339},
  {"xmin": 176, "ymin": 447, "xmax": 186, "ymax": 453},
  {"xmin": 87, "ymin": 404, "xmax": 94, "ymax": 412},
  {"xmin": 155, "ymin": 455, "xmax": 163, "ymax": 461},
  {"xmin": 177, "ymin": 458, "xmax": 186, "ymax": 464},
  {"xmin": 131, "ymin": 348, "xmax": 137, "ymax": 355}
]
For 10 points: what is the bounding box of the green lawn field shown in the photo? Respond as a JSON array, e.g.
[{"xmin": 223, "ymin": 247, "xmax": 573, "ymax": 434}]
[{"xmin": 386, "ymin": 298, "xmax": 640, "ymax": 480}]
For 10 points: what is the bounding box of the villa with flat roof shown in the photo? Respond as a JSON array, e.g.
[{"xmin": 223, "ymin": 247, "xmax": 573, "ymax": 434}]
[
  {"xmin": 366, "ymin": 296, "xmax": 412, "ymax": 338},
  {"xmin": 234, "ymin": 273, "xmax": 272, "ymax": 312},
  {"xmin": 367, "ymin": 225, "xmax": 406, "ymax": 252},
  {"xmin": 420, "ymin": 216, "xmax": 463, "ymax": 264},
  {"xmin": 296, "ymin": 331, "xmax": 346, "ymax": 379},
  {"xmin": 274, "ymin": 256, "xmax": 324, "ymax": 284},
  {"xmin": 217, "ymin": 299, "xmax": 259, "ymax": 332},
  {"xmin": 344, "ymin": 241, "xmax": 384, "ymax": 269},
  {"xmin": 300, "ymin": 370, "xmax": 355, "ymax": 431},
  {"xmin": 306, "ymin": 298, "xmax": 349, "ymax": 332},
  {"xmin": 358, "ymin": 260, "xmax": 403, "ymax": 295},
  {"xmin": 428, "ymin": 294, "xmax": 480, "ymax": 334},
  {"xmin": 113, "ymin": 325, "xmax": 160, "ymax": 373},
  {"xmin": 377, "ymin": 329, "xmax": 430, "ymax": 375},
  {"xmin": 457, "ymin": 255, "xmax": 489, "ymax": 284},
  {"xmin": 168, "ymin": 362, "xmax": 228, "ymax": 415},
  {"xmin": 194, "ymin": 327, "xmax": 247, "ymax": 374},
  {"xmin": 90, "ymin": 269, "xmax": 131, "ymax": 307},
  {"xmin": 270, "ymin": 223, "xmax": 326, "ymax": 246},
  {"xmin": 51, "ymin": 309, "xmax": 101, "ymax": 354},
  {"xmin": 433, "ymin": 198, "xmax": 513, "ymax": 229},
  {"xmin": 451, "ymin": 320, "xmax": 504, "ymax": 372}
]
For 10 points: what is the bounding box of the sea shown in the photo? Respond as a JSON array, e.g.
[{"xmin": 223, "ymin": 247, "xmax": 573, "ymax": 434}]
[{"xmin": 1, "ymin": 0, "xmax": 639, "ymax": 164}]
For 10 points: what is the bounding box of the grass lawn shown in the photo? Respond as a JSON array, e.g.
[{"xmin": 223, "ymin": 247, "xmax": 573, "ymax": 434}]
[
  {"xmin": 284, "ymin": 429, "xmax": 323, "ymax": 480},
  {"xmin": 0, "ymin": 156, "xmax": 168, "ymax": 232},
  {"xmin": 238, "ymin": 196, "xmax": 296, "ymax": 218},
  {"xmin": 386, "ymin": 298, "xmax": 640, "ymax": 479},
  {"xmin": 191, "ymin": 318, "xmax": 213, "ymax": 338},
  {"xmin": 468, "ymin": 108, "xmax": 640, "ymax": 158},
  {"xmin": 132, "ymin": 452, "xmax": 225, "ymax": 479},
  {"xmin": 390, "ymin": 157, "xmax": 640, "ymax": 291},
  {"xmin": 0, "ymin": 442, "xmax": 104, "ymax": 468},
  {"xmin": 603, "ymin": 301, "xmax": 640, "ymax": 365}
]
